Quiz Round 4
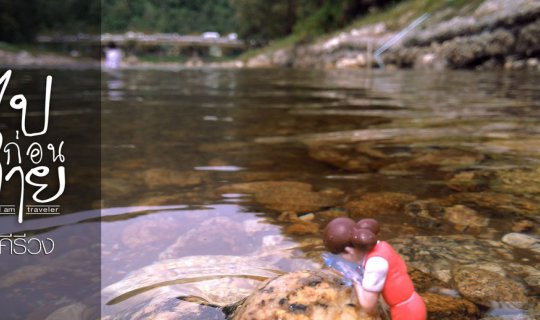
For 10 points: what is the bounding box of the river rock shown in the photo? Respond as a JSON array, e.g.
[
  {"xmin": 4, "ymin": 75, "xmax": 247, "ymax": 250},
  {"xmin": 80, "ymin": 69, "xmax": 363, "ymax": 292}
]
[
  {"xmin": 230, "ymin": 270, "xmax": 379, "ymax": 320},
  {"xmin": 452, "ymin": 267, "xmax": 529, "ymax": 308},
  {"xmin": 389, "ymin": 235, "xmax": 537, "ymax": 287},
  {"xmin": 121, "ymin": 218, "xmax": 181, "ymax": 249},
  {"xmin": 516, "ymin": 18, "xmax": 540, "ymax": 56},
  {"xmin": 491, "ymin": 166, "xmax": 540, "ymax": 195},
  {"xmin": 103, "ymin": 299, "xmax": 224, "ymax": 320},
  {"xmin": 511, "ymin": 219, "xmax": 537, "ymax": 233},
  {"xmin": 133, "ymin": 194, "xmax": 183, "ymax": 206},
  {"xmin": 44, "ymin": 303, "xmax": 91, "ymax": 320},
  {"xmin": 254, "ymin": 185, "xmax": 343, "ymax": 213},
  {"xmin": 216, "ymin": 181, "xmax": 312, "ymax": 195},
  {"xmin": 140, "ymin": 168, "xmax": 203, "ymax": 188},
  {"xmin": 444, "ymin": 205, "xmax": 489, "ymax": 230},
  {"xmin": 445, "ymin": 192, "xmax": 540, "ymax": 218},
  {"xmin": 421, "ymin": 292, "xmax": 479, "ymax": 320},
  {"xmin": 446, "ymin": 170, "xmax": 492, "ymax": 192},
  {"xmin": 102, "ymin": 178, "xmax": 139, "ymax": 198},
  {"xmin": 404, "ymin": 200, "xmax": 445, "ymax": 228},
  {"xmin": 501, "ymin": 233, "xmax": 540, "ymax": 254},
  {"xmin": 506, "ymin": 263, "xmax": 540, "ymax": 295},
  {"xmin": 159, "ymin": 216, "xmax": 259, "ymax": 259},
  {"xmin": 346, "ymin": 192, "xmax": 417, "ymax": 218},
  {"xmin": 284, "ymin": 221, "xmax": 320, "ymax": 235},
  {"xmin": 317, "ymin": 208, "xmax": 349, "ymax": 220},
  {"xmin": 308, "ymin": 143, "xmax": 377, "ymax": 172},
  {"xmin": 383, "ymin": 149, "xmax": 484, "ymax": 171}
]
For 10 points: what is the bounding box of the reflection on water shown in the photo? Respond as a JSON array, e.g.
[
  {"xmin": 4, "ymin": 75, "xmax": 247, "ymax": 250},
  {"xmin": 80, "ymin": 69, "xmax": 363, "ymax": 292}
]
[
  {"xmin": 100, "ymin": 69, "xmax": 540, "ymax": 319},
  {"xmin": 5, "ymin": 69, "xmax": 535, "ymax": 319}
]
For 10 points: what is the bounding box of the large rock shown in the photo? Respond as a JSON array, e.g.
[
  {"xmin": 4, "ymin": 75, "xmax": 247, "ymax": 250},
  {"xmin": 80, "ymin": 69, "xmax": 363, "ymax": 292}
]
[
  {"xmin": 490, "ymin": 166, "xmax": 540, "ymax": 195},
  {"xmin": 346, "ymin": 192, "xmax": 417, "ymax": 218},
  {"xmin": 446, "ymin": 170, "xmax": 492, "ymax": 192},
  {"xmin": 443, "ymin": 205, "xmax": 489, "ymax": 230},
  {"xmin": 230, "ymin": 271, "xmax": 378, "ymax": 320},
  {"xmin": 383, "ymin": 149, "xmax": 484, "ymax": 171},
  {"xmin": 140, "ymin": 168, "xmax": 203, "ymax": 188},
  {"xmin": 159, "ymin": 216, "xmax": 273, "ymax": 260},
  {"xmin": 218, "ymin": 181, "xmax": 343, "ymax": 213},
  {"xmin": 216, "ymin": 181, "xmax": 312, "ymax": 195},
  {"xmin": 501, "ymin": 233, "xmax": 540, "ymax": 254},
  {"xmin": 421, "ymin": 292, "xmax": 479, "ymax": 320},
  {"xmin": 452, "ymin": 267, "xmax": 529, "ymax": 308},
  {"xmin": 254, "ymin": 186, "xmax": 342, "ymax": 213},
  {"xmin": 445, "ymin": 192, "xmax": 540, "ymax": 219},
  {"xmin": 404, "ymin": 200, "xmax": 445, "ymax": 228},
  {"xmin": 389, "ymin": 235, "xmax": 539, "ymax": 292},
  {"xmin": 516, "ymin": 18, "xmax": 540, "ymax": 56},
  {"xmin": 308, "ymin": 143, "xmax": 381, "ymax": 172}
]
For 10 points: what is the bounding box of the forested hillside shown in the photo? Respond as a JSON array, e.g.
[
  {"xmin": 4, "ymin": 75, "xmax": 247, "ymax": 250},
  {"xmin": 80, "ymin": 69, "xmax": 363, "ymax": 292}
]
[
  {"xmin": 102, "ymin": 0, "xmax": 235, "ymax": 35},
  {"xmin": 1, "ymin": 0, "xmax": 394, "ymax": 44}
]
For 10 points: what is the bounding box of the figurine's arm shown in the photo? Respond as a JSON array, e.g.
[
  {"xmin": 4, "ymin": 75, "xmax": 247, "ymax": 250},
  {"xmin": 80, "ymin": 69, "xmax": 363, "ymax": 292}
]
[
  {"xmin": 353, "ymin": 256, "xmax": 389, "ymax": 316},
  {"xmin": 353, "ymin": 282, "xmax": 380, "ymax": 316}
]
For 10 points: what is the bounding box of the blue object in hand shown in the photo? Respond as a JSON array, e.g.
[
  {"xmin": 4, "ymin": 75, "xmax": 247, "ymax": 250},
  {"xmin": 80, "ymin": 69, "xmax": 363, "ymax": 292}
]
[{"xmin": 322, "ymin": 253, "xmax": 365, "ymax": 287}]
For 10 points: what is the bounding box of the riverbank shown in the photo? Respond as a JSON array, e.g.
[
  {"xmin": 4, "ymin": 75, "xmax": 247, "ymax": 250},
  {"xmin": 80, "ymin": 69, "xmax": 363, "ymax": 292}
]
[
  {"xmin": 244, "ymin": 0, "xmax": 540, "ymax": 70},
  {"xmin": 2, "ymin": 0, "xmax": 539, "ymax": 71},
  {"xmin": 0, "ymin": 44, "xmax": 98, "ymax": 68}
]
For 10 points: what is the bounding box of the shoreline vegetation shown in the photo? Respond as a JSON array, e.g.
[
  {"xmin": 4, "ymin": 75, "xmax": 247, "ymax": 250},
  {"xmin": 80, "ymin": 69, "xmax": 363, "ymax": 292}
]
[{"xmin": 1, "ymin": 0, "xmax": 539, "ymax": 71}]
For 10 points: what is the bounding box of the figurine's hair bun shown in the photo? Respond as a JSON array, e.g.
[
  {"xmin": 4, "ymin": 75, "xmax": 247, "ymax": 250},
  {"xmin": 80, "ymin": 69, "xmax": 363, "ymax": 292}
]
[
  {"xmin": 356, "ymin": 218, "xmax": 380, "ymax": 235},
  {"xmin": 323, "ymin": 217, "xmax": 355, "ymax": 254},
  {"xmin": 351, "ymin": 227, "xmax": 377, "ymax": 251}
]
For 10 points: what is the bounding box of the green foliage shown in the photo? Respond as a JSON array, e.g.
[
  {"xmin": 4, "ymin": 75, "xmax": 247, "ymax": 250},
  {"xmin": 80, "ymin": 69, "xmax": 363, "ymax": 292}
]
[
  {"xmin": 0, "ymin": 0, "xmax": 100, "ymax": 42},
  {"xmin": 2, "ymin": 0, "xmax": 405, "ymax": 45},
  {"xmin": 231, "ymin": 0, "xmax": 397, "ymax": 43},
  {"xmin": 101, "ymin": 0, "xmax": 236, "ymax": 34},
  {"xmin": 0, "ymin": 0, "xmax": 39, "ymax": 42}
]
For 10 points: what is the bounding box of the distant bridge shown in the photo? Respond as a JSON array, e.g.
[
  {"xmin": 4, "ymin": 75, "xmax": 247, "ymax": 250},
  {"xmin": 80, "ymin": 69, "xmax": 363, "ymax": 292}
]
[
  {"xmin": 36, "ymin": 33, "xmax": 246, "ymax": 59},
  {"xmin": 37, "ymin": 33, "xmax": 245, "ymax": 49}
]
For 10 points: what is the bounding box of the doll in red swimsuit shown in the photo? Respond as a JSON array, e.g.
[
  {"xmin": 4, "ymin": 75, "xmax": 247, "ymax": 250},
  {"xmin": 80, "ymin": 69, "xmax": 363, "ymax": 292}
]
[{"xmin": 323, "ymin": 217, "xmax": 426, "ymax": 320}]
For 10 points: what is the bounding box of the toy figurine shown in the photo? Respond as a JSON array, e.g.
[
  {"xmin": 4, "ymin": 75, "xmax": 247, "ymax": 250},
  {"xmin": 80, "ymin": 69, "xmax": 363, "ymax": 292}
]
[{"xmin": 323, "ymin": 217, "xmax": 426, "ymax": 320}]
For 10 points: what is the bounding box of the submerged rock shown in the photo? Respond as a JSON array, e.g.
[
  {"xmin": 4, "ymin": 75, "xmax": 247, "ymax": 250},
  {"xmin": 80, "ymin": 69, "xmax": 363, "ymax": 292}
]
[
  {"xmin": 216, "ymin": 181, "xmax": 312, "ymax": 195},
  {"xmin": 121, "ymin": 218, "xmax": 181, "ymax": 249},
  {"xmin": 443, "ymin": 205, "xmax": 489, "ymax": 231},
  {"xmin": 452, "ymin": 267, "xmax": 529, "ymax": 308},
  {"xmin": 216, "ymin": 181, "xmax": 343, "ymax": 212},
  {"xmin": 230, "ymin": 271, "xmax": 379, "ymax": 320},
  {"xmin": 501, "ymin": 233, "xmax": 540, "ymax": 254},
  {"xmin": 491, "ymin": 166, "xmax": 540, "ymax": 195},
  {"xmin": 346, "ymin": 192, "xmax": 417, "ymax": 218},
  {"xmin": 102, "ymin": 255, "xmax": 283, "ymax": 310},
  {"xmin": 404, "ymin": 200, "xmax": 445, "ymax": 228},
  {"xmin": 445, "ymin": 192, "xmax": 540, "ymax": 218},
  {"xmin": 254, "ymin": 186, "xmax": 342, "ymax": 213},
  {"xmin": 421, "ymin": 292, "xmax": 479, "ymax": 320},
  {"xmin": 511, "ymin": 219, "xmax": 537, "ymax": 233},
  {"xmin": 389, "ymin": 235, "xmax": 538, "ymax": 291},
  {"xmin": 159, "ymin": 217, "xmax": 263, "ymax": 259},
  {"xmin": 307, "ymin": 143, "xmax": 384, "ymax": 172},
  {"xmin": 140, "ymin": 168, "xmax": 203, "ymax": 189},
  {"xmin": 44, "ymin": 303, "xmax": 91, "ymax": 320},
  {"xmin": 285, "ymin": 221, "xmax": 320, "ymax": 235},
  {"xmin": 383, "ymin": 149, "xmax": 484, "ymax": 172},
  {"xmin": 446, "ymin": 170, "xmax": 492, "ymax": 192}
]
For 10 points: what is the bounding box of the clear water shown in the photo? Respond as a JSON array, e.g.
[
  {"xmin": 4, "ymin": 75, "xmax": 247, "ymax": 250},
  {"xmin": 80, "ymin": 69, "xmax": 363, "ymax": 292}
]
[{"xmin": 3, "ymin": 68, "xmax": 539, "ymax": 319}]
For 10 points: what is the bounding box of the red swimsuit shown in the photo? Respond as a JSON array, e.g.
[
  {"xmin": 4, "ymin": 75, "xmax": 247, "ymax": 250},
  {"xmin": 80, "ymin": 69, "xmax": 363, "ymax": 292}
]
[{"xmin": 364, "ymin": 241, "xmax": 427, "ymax": 320}]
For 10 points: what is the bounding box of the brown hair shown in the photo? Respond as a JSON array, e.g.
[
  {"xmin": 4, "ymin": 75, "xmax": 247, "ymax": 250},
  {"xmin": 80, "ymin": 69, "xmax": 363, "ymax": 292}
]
[
  {"xmin": 357, "ymin": 218, "xmax": 380, "ymax": 235},
  {"xmin": 323, "ymin": 217, "xmax": 355, "ymax": 254},
  {"xmin": 351, "ymin": 227, "xmax": 377, "ymax": 252},
  {"xmin": 323, "ymin": 217, "xmax": 379, "ymax": 253}
]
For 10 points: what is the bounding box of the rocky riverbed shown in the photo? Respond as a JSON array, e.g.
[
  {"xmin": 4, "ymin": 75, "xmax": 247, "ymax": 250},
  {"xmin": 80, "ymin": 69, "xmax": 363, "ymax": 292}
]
[{"xmin": 246, "ymin": 0, "xmax": 540, "ymax": 70}]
